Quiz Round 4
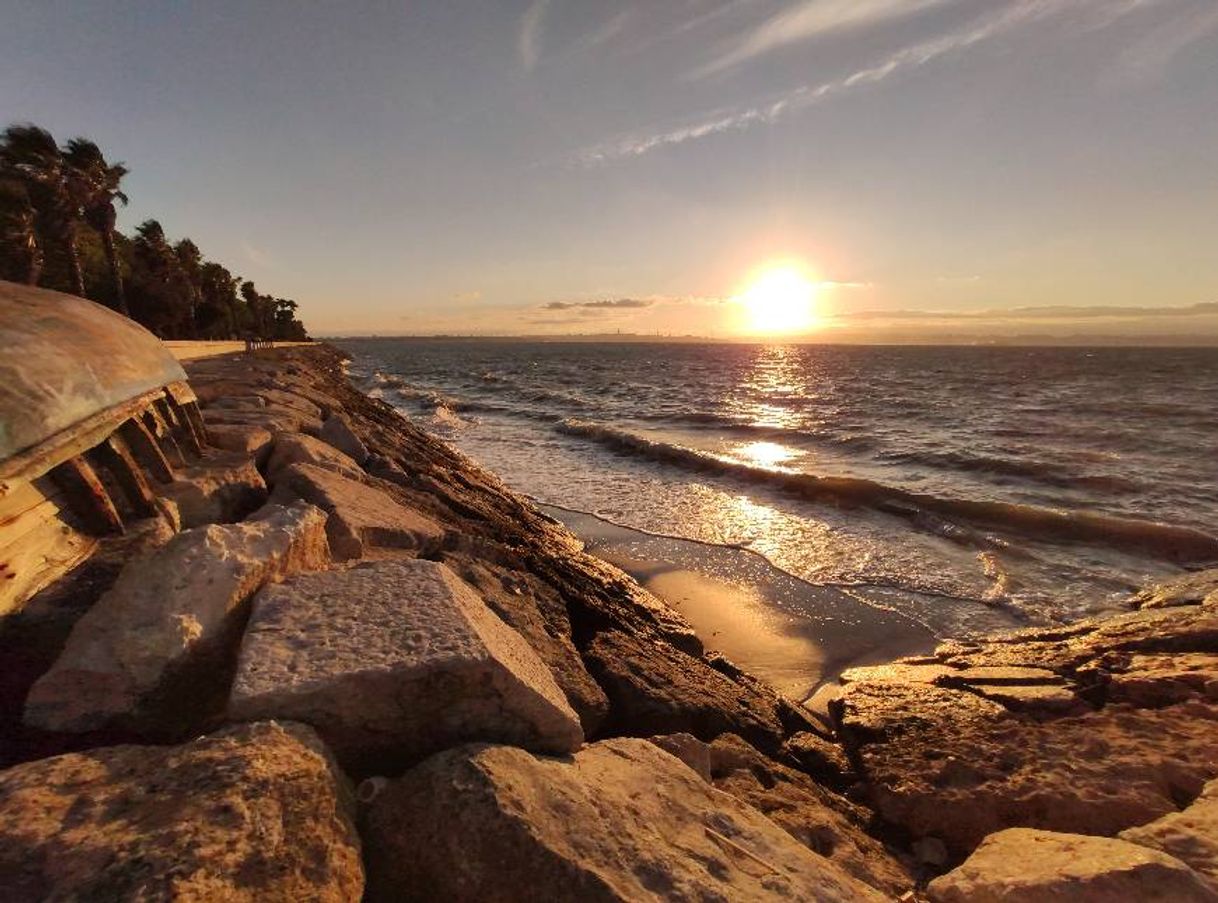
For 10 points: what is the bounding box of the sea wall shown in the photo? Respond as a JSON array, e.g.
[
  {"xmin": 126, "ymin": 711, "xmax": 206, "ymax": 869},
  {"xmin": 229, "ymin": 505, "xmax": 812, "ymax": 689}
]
[{"xmin": 1, "ymin": 342, "xmax": 1215, "ymax": 901}]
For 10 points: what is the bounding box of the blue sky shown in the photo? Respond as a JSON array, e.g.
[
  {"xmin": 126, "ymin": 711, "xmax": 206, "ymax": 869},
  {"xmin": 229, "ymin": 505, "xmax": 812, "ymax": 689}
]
[{"xmin": 3, "ymin": 1, "xmax": 1217, "ymax": 338}]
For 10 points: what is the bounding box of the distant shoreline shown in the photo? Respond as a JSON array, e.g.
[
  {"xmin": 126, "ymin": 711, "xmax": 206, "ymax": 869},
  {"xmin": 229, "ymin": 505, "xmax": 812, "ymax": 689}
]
[{"xmin": 325, "ymin": 333, "xmax": 1218, "ymax": 347}]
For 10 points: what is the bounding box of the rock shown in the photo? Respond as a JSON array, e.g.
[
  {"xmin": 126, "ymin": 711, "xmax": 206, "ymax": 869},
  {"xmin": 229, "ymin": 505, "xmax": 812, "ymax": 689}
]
[
  {"xmin": 204, "ymin": 422, "xmax": 274, "ymax": 465},
  {"xmin": 363, "ymin": 738, "xmax": 888, "ymax": 902},
  {"xmin": 266, "ymin": 431, "xmax": 364, "ymax": 481},
  {"xmin": 269, "ymin": 462, "xmax": 444, "ymax": 560},
  {"xmin": 25, "ymin": 502, "xmax": 329, "ymax": 733},
  {"xmin": 781, "ymin": 731, "xmax": 855, "ymax": 789},
  {"xmin": 834, "ymin": 680, "xmax": 1218, "ymax": 858},
  {"xmin": 444, "ymin": 553, "xmax": 610, "ymax": 734},
  {"xmin": 969, "ymin": 682, "xmax": 1084, "ymax": 715},
  {"xmin": 203, "ymin": 407, "xmax": 320, "ymax": 436},
  {"xmin": 1122, "ymin": 778, "xmax": 1218, "ymax": 892},
  {"xmin": 228, "ymin": 559, "xmax": 583, "ymax": 775},
  {"xmin": 705, "ymin": 733, "xmax": 914, "ymax": 897},
  {"xmin": 928, "ymin": 828, "xmax": 1218, "ymax": 902},
  {"xmin": 0, "ymin": 721, "xmax": 363, "ymax": 901},
  {"xmin": 584, "ymin": 628, "xmax": 786, "ymax": 753},
  {"xmin": 648, "ymin": 732, "xmax": 712, "ymax": 781},
  {"xmin": 1134, "ymin": 569, "xmax": 1218, "ymax": 609},
  {"xmin": 319, "ymin": 414, "xmax": 368, "ymax": 463},
  {"xmin": 1107, "ymin": 653, "xmax": 1218, "ymax": 707},
  {"xmin": 160, "ymin": 450, "xmax": 268, "ymax": 526},
  {"xmin": 913, "ymin": 836, "xmax": 948, "ymax": 867}
]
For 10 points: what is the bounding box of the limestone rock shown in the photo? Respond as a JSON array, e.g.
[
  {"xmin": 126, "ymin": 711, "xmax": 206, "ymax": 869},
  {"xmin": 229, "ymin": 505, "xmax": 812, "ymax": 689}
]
[
  {"xmin": 584, "ymin": 628, "xmax": 786, "ymax": 753},
  {"xmin": 25, "ymin": 502, "xmax": 329, "ymax": 733},
  {"xmin": 833, "ymin": 606, "xmax": 1218, "ymax": 857},
  {"xmin": 928, "ymin": 828, "xmax": 1218, "ymax": 902},
  {"xmin": 267, "ymin": 431, "xmax": 363, "ymax": 481},
  {"xmin": 1122, "ymin": 778, "xmax": 1218, "ymax": 892},
  {"xmin": 363, "ymin": 738, "xmax": 887, "ymax": 902},
  {"xmin": 228, "ymin": 559, "xmax": 583, "ymax": 775},
  {"xmin": 1134, "ymin": 569, "xmax": 1218, "ymax": 609},
  {"xmin": 160, "ymin": 450, "xmax": 268, "ymax": 526},
  {"xmin": 204, "ymin": 422, "xmax": 274, "ymax": 465},
  {"xmin": 706, "ymin": 733, "xmax": 914, "ymax": 897},
  {"xmin": 319, "ymin": 414, "xmax": 368, "ymax": 463},
  {"xmin": 203, "ymin": 406, "xmax": 319, "ymax": 436},
  {"xmin": 445, "ymin": 553, "xmax": 610, "ymax": 734},
  {"xmin": 0, "ymin": 721, "xmax": 363, "ymax": 902},
  {"xmin": 781, "ymin": 731, "xmax": 855, "ymax": 789},
  {"xmin": 269, "ymin": 462, "xmax": 444, "ymax": 559},
  {"xmin": 648, "ymin": 732, "xmax": 712, "ymax": 781}
]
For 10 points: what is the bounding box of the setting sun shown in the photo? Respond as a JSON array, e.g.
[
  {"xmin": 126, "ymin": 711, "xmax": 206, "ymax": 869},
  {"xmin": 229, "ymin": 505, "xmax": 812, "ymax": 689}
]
[{"xmin": 739, "ymin": 264, "xmax": 820, "ymax": 335}]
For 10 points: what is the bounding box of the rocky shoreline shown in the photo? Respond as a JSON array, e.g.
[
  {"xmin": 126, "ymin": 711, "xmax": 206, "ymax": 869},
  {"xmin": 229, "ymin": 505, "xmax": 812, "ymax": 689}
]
[{"xmin": 1, "ymin": 342, "xmax": 1215, "ymax": 900}]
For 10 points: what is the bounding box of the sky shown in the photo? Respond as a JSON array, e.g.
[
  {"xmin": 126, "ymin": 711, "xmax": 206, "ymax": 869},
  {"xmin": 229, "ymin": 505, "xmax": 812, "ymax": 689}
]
[{"xmin": 3, "ymin": 0, "xmax": 1217, "ymax": 341}]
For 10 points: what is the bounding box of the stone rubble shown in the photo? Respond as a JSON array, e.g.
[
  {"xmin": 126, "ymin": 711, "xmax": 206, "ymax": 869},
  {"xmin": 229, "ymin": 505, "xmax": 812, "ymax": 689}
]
[{"xmin": 2, "ymin": 344, "xmax": 1216, "ymax": 901}]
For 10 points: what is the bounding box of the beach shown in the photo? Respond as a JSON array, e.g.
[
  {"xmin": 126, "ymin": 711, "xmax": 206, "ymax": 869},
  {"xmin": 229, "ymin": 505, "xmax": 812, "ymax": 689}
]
[{"xmin": 2, "ymin": 322, "xmax": 1217, "ymax": 900}]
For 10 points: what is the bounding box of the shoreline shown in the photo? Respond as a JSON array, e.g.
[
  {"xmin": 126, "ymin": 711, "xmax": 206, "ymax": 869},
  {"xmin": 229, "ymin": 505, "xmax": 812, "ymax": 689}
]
[
  {"xmin": 2, "ymin": 334, "xmax": 1217, "ymax": 899},
  {"xmin": 544, "ymin": 503, "xmax": 936, "ymax": 704}
]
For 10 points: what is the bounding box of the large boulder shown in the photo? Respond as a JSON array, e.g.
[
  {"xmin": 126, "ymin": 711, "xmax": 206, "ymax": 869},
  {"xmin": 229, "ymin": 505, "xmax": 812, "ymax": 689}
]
[
  {"xmin": 0, "ymin": 721, "xmax": 363, "ymax": 901},
  {"xmin": 25, "ymin": 502, "xmax": 329, "ymax": 734},
  {"xmin": 1122, "ymin": 777, "xmax": 1218, "ymax": 892},
  {"xmin": 269, "ymin": 462, "xmax": 444, "ymax": 559},
  {"xmin": 584, "ymin": 628, "xmax": 785, "ymax": 753},
  {"xmin": 928, "ymin": 828, "xmax": 1218, "ymax": 902},
  {"xmin": 363, "ymin": 738, "xmax": 888, "ymax": 902},
  {"xmin": 266, "ymin": 431, "xmax": 364, "ymax": 481},
  {"xmin": 227, "ymin": 559, "xmax": 583, "ymax": 775},
  {"xmin": 319, "ymin": 414, "xmax": 368, "ymax": 463},
  {"xmin": 160, "ymin": 450, "xmax": 268, "ymax": 526}
]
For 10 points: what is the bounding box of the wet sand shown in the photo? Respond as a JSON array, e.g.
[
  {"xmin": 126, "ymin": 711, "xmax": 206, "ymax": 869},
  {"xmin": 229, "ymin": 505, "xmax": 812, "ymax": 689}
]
[{"xmin": 548, "ymin": 505, "xmax": 935, "ymax": 703}]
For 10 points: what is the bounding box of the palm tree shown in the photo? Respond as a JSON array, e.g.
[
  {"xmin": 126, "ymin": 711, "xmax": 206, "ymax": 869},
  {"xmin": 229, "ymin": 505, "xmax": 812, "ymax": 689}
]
[
  {"xmin": 0, "ymin": 124, "xmax": 84, "ymax": 296},
  {"xmin": 64, "ymin": 138, "xmax": 129, "ymax": 315},
  {"xmin": 0, "ymin": 177, "xmax": 43, "ymax": 285}
]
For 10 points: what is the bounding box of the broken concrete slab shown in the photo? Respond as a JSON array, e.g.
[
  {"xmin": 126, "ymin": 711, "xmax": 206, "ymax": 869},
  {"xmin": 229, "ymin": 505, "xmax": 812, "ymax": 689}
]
[
  {"xmin": 25, "ymin": 502, "xmax": 329, "ymax": 734},
  {"xmin": 227, "ymin": 559, "xmax": 583, "ymax": 775},
  {"xmin": 268, "ymin": 462, "xmax": 444, "ymax": 559}
]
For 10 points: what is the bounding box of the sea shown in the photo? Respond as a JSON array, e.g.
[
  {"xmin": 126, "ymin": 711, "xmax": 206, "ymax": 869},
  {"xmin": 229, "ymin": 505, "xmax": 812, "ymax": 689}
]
[{"xmin": 339, "ymin": 339, "xmax": 1218, "ymax": 689}]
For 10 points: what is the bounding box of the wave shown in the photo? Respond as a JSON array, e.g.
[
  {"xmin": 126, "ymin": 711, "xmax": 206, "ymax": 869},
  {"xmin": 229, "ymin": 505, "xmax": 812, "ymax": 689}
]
[
  {"xmin": 875, "ymin": 448, "xmax": 1140, "ymax": 493},
  {"xmin": 556, "ymin": 419, "xmax": 1218, "ymax": 564}
]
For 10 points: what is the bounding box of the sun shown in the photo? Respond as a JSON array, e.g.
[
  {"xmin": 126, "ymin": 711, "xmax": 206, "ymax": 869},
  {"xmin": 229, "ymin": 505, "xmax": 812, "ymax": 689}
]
[{"xmin": 738, "ymin": 264, "xmax": 820, "ymax": 335}]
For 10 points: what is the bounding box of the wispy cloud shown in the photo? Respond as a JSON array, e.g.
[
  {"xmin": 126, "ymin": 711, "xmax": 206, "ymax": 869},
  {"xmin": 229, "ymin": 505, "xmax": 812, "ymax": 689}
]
[
  {"xmin": 542, "ymin": 298, "xmax": 654, "ymax": 311},
  {"xmin": 518, "ymin": 0, "xmax": 552, "ymax": 71},
  {"xmin": 577, "ymin": 0, "xmax": 1159, "ymax": 165},
  {"xmin": 693, "ymin": 0, "xmax": 959, "ymax": 79}
]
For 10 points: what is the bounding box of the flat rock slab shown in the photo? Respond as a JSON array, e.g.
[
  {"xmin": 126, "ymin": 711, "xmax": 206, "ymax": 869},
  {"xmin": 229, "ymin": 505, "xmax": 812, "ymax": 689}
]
[
  {"xmin": 1122, "ymin": 778, "xmax": 1218, "ymax": 892},
  {"xmin": 267, "ymin": 431, "xmax": 364, "ymax": 482},
  {"xmin": 0, "ymin": 721, "xmax": 363, "ymax": 901},
  {"xmin": 204, "ymin": 423, "xmax": 274, "ymax": 465},
  {"xmin": 228, "ymin": 559, "xmax": 583, "ymax": 775},
  {"xmin": 363, "ymin": 738, "xmax": 887, "ymax": 902},
  {"xmin": 269, "ymin": 462, "xmax": 444, "ymax": 559},
  {"xmin": 928, "ymin": 828, "xmax": 1218, "ymax": 902},
  {"xmin": 25, "ymin": 502, "xmax": 329, "ymax": 733},
  {"xmin": 161, "ymin": 450, "xmax": 268, "ymax": 527}
]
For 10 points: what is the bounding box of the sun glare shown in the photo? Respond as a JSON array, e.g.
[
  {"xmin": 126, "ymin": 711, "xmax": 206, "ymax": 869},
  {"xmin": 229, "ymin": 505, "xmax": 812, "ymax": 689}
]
[{"xmin": 738, "ymin": 264, "xmax": 820, "ymax": 335}]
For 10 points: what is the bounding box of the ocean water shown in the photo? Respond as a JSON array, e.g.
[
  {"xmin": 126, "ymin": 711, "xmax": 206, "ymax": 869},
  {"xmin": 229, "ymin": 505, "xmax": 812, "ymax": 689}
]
[{"xmin": 341, "ymin": 339, "xmax": 1218, "ymax": 642}]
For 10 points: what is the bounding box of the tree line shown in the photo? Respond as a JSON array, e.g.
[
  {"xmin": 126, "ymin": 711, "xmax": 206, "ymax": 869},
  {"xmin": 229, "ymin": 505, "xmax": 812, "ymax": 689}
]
[{"xmin": 0, "ymin": 123, "xmax": 308, "ymax": 341}]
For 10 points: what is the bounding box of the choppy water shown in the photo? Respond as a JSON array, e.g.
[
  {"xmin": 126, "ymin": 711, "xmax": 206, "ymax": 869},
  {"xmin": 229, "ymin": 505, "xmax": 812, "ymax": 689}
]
[{"xmin": 341, "ymin": 339, "xmax": 1218, "ymax": 639}]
